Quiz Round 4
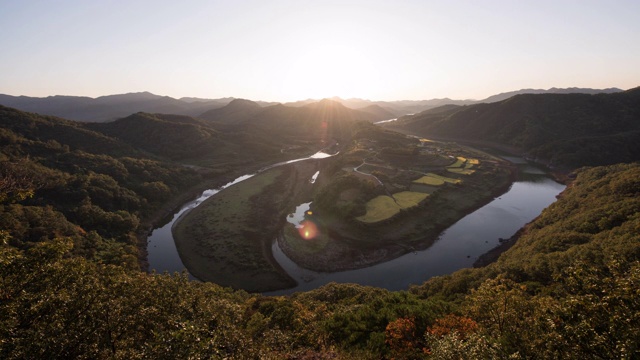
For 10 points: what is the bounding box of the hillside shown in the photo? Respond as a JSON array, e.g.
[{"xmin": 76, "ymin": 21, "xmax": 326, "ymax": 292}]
[
  {"xmin": 198, "ymin": 98, "xmax": 263, "ymax": 123},
  {"xmin": 0, "ymin": 105, "xmax": 138, "ymax": 156},
  {"xmin": 357, "ymin": 104, "xmax": 397, "ymax": 120},
  {"xmin": 0, "ymin": 105, "xmax": 204, "ymax": 268},
  {"xmin": 385, "ymin": 87, "xmax": 640, "ymax": 168},
  {"xmin": 206, "ymin": 100, "xmax": 384, "ymax": 149},
  {"xmin": 480, "ymin": 86, "xmax": 623, "ymax": 103},
  {"xmin": 88, "ymin": 113, "xmax": 226, "ymax": 160}
]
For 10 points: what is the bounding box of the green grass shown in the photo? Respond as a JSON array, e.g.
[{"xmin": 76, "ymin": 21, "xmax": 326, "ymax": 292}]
[
  {"xmin": 173, "ymin": 167, "xmax": 294, "ymax": 291},
  {"xmin": 413, "ymin": 173, "xmax": 462, "ymax": 186},
  {"xmin": 446, "ymin": 157, "xmax": 479, "ymax": 174},
  {"xmin": 393, "ymin": 191, "xmax": 429, "ymax": 208},
  {"xmin": 357, "ymin": 195, "xmax": 400, "ymax": 223},
  {"xmin": 413, "ymin": 175, "xmax": 445, "ymax": 186},
  {"xmin": 357, "ymin": 191, "xmax": 428, "ymax": 223},
  {"xmin": 281, "ymin": 222, "xmax": 330, "ymax": 255},
  {"xmin": 448, "ymin": 168, "xmax": 476, "ymax": 175}
]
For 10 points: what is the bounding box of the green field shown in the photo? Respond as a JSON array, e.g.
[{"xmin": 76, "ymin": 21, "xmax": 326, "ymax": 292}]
[
  {"xmin": 393, "ymin": 191, "xmax": 429, "ymax": 208},
  {"xmin": 445, "ymin": 157, "xmax": 478, "ymax": 175},
  {"xmin": 357, "ymin": 191, "xmax": 428, "ymax": 223},
  {"xmin": 448, "ymin": 167, "xmax": 476, "ymax": 175},
  {"xmin": 413, "ymin": 172, "xmax": 462, "ymax": 185},
  {"xmin": 447, "ymin": 156, "xmax": 466, "ymax": 168}
]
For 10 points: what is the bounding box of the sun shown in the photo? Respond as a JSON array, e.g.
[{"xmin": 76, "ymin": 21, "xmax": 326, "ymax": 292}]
[{"xmin": 278, "ymin": 32, "xmax": 380, "ymax": 100}]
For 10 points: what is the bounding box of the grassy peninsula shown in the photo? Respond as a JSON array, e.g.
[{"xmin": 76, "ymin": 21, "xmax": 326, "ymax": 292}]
[{"xmin": 172, "ymin": 121, "xmax": 514, "ymax": 291}]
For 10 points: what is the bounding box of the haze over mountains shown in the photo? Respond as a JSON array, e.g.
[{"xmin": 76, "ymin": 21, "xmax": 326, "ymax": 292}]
[{"xmin": 0, "ymin": 87, "xmax": 623, "ymax": 123}]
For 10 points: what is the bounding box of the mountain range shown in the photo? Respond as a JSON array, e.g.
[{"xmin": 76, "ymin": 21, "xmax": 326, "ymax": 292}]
[
  {"xmin": 0, "ymin": 87, "xmax": 623, "ymax": 123},
  {"xmin": 384, "ymin": 87, "xmax": 640, "ymax": 169}
]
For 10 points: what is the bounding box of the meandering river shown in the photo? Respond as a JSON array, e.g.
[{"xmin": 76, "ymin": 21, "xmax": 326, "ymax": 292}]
[
  {"xmin": 146, "ymin": 151, "xmax": 333, "ymax": 277},
  {"xmin": 147, "ymin": 153, "xmax": 565, "ymax": 294}
]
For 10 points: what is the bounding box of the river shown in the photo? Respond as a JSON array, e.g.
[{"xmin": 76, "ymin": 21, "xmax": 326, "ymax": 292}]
[
  {"xmin": 266, "ymin": 160, "xmax": 564, "ymax": 295},
  {"xmin": 147, "ymin": 154, "xmax": 565, "ymax": 294},
  {"xmin": 146, "ymin": 150, "xmax": 333, "ymax": 277}
]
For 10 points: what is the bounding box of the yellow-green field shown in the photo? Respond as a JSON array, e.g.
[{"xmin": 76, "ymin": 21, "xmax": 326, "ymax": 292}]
[
  {"xmin": 447, "ymin": 157, "xmax": 466, "ymax": 168},
  {"xmin": 357, "ymin": 191, "xmax": 428, "ymax": 223},
  {"xmin": 447, "ymin": 168, "xmax": 475, "ymax": 175},
  {"xmin": 413, "ymin": 173, "xmax": 462, "ymax": 186},
  {"xmin": 393, "ymin": 191, "xmax": 428, "ymax": 208},
  {"xmin": 446, "ymin": 157, "xmax": 479, "ymax": 175}
]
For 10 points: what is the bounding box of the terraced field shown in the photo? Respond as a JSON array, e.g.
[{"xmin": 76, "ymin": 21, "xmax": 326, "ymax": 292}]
[
  {"xmin": 413, "ymin": 173, "xmax": 461, "ymax": 186},
  {"xmin": 447, "ymin": 156, "xmax": 479, "ymax": 175},
  {"xmin": 357, "ymin": 191, "xmax": 429, "ymax": 223}
]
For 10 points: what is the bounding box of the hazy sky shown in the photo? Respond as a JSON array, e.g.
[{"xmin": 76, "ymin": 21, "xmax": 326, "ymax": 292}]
[{"xmin": 1, "ymin": 0, "xmax": 639, "ymax": 101}]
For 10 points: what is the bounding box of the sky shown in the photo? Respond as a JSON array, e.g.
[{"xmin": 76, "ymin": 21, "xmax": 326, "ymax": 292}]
[{"xmin": 1, "ymin": 0, "xmax": 639, "ymax": 102}]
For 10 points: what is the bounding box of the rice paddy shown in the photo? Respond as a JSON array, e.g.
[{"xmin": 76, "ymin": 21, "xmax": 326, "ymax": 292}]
[{"xmin": 357, "ymin": 191, "xmax": 429, "ymax": 223}]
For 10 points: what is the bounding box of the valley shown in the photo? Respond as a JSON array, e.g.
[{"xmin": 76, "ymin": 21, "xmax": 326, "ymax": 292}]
[
  {"xmin": 164, "ymin": 123, "xmax": 515, "ymax": 291},
  {"xmin": 1, "ymin": 87, "xmax": 638, "ymax": 358}
]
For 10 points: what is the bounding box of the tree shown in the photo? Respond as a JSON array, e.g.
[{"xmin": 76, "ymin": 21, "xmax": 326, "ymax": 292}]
[
  {"xmin": 0, "ymin": 160, "xmax": 37, "ymax": 203},
  {"xmin": 386, "ymin": 317, "xmax": 418, "ymax": 350},
  {"xmin": 548, "ymin": 260, "xmax": 640, "ymax": 359}
]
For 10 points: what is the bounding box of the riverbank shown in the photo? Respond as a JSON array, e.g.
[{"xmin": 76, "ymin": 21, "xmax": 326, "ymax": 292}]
[
  {"xmin": 137, "ymin": 160, "xmax": 289, "ymax": 273},
  {"xmin": 278, "ymin": 159, "xmax": 516, "ymax": 272},
  {"xmin": 171, "ymin": 159, "xmax": 334, "ymax": 292},
  {"xmin": 474, "ymin": 171, "xmax": 574, "ymax": 268}
]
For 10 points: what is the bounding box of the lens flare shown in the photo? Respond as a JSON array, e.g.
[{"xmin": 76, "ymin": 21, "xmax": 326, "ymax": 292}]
[{"xmin": 298, "ymin": 220, "xmax": 318, "ymax": 240}]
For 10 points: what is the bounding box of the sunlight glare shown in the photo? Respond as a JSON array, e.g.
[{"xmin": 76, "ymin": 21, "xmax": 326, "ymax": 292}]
[
  {"xmin": 279, "ymin": 28, "xmax": 379, "ymax": 100},
  {"xmin": 298, "ymin": 220, "xmax": 319, "ymax": 240}
]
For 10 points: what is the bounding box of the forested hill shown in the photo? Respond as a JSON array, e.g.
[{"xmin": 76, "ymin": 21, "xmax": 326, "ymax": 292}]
[
  {"xmin": 385, "ymin": 87, "xmax": 640, "ymax": 168},
  {"xmin": 0, "ymin": 105, "xmax": 204, "ymax": 269},
  {"xmin": 86, "ymin": 101, "xmax": 372, "ymax": 164},
  {"xmin": 86, "ymin": 112, "xmax": 283, "ymax": 163}
]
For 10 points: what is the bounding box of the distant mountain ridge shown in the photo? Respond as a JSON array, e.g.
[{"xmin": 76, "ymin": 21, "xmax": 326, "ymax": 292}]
[
  {"xmin": 385, "ymin": 87, "xmax": 640, "ymax": 168},
  {"xmin": 199, "ymin": 99, "xmax": 263, "ymax": 124},
  {"xmin": 0, "ymin": 87, "xmax": 626, "ymax": 122},
  {"xmin": 480, "ymin": 87, "xmax": 623, "ymax": 103},
  {"xmin": 0, "ymin": 92, "xmax": 232, "ymax": 122}
]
